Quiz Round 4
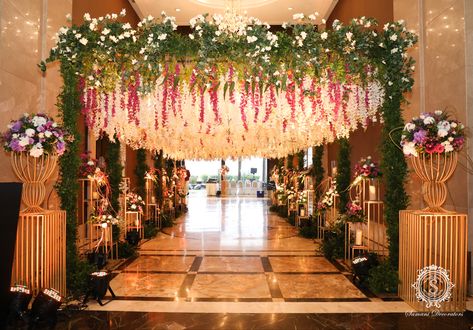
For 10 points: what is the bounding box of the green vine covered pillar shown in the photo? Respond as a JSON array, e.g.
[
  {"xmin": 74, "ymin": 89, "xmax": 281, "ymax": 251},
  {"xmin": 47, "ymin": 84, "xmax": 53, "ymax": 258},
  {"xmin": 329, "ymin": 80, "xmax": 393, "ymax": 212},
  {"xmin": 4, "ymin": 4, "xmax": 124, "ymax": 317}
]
[
  {"xmin": 56, "ymin": 65, "xmax": 91, "ymax": 293},
  {"xmin": 154, "ymin": 150, "xmax": 164, "ymax": 209},
  {"xmin": 336, "ymin": 138, "xmax": 351, "ymax": 214},
  {"xmin": 381, "ymin": 86, "xmax": 409, "ymax": 268},
  {"xmin": 135, "ymin": 148, "xmax": 149, "ymax": 198},
  {"xmin": 312, "ymin": 146, "xmax": 324, "ymax": 199},
  {"xmin": 107, "ymin": 140, "xmax": 123, "ymax": 213}
]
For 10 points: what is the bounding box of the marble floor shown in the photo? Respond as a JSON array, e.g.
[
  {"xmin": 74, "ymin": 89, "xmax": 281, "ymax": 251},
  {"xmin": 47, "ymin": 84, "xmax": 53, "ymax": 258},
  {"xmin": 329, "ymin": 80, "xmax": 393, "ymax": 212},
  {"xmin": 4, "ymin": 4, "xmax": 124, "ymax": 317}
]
[
  {"xmin": 71, "ymin": 195, "xmax": 473, "ymax": 328},
  {"xmin": 107, "ymin": 195, "xmax": 370, "ymax": 304}
]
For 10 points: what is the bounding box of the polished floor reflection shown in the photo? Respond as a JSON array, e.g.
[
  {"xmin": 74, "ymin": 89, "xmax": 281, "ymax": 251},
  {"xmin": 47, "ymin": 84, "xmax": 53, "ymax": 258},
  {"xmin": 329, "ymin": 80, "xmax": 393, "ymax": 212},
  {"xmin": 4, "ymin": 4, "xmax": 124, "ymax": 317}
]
[
  {"xmin": 108, "ymin": 195, "xmax": 368, "ymax": 304},
  {"xmin": 142, "ymin": 194, "xmax": 314, "ymax": 252},
  {"xmin": 81, "ymin": 195, "xmax": 473, "ymax": 328}
]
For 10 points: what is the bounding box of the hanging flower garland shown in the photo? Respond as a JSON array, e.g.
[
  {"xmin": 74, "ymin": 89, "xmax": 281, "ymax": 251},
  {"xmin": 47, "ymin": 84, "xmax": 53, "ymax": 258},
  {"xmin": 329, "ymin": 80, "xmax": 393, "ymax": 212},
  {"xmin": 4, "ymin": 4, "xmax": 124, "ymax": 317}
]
[{"xmin": 44, "ymin": 10, "xmax": 416, "ymax": 160}]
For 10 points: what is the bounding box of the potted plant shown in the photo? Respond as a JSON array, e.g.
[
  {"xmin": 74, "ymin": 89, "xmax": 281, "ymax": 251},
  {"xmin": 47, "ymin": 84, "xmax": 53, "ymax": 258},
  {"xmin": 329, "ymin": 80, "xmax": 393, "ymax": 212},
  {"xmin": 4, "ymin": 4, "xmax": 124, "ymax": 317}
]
[
  {"xmin": 401, "ymin": 110, "xmax": 465, "ymax": 212},
  {"xmin": 2, "ymin": 113, "xmax": 69, "ymax": 212}
]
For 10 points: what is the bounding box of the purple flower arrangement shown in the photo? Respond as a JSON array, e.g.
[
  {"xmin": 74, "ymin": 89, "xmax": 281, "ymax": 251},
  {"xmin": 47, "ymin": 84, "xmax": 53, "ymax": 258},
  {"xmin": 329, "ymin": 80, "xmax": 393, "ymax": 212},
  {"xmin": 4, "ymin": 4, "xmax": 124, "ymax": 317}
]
[
  {"xmin": 401, "ymin": 110, "xmax": 465, "ymax": 157},
  {"xmin": 354, "ymin": 156, "xmax": 381, "ymax": 179},
  {"xmin": 3, "ymin": 113, "xmax": 68, "ymax": 157}
]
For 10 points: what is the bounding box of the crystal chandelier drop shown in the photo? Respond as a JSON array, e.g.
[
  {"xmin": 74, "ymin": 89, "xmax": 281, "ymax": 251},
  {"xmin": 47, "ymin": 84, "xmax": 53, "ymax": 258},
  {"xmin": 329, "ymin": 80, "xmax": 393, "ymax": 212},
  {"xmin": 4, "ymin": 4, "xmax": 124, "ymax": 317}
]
[{"xmin": 218, "ymin": 0, "xmax": 249, "ymax": 35}]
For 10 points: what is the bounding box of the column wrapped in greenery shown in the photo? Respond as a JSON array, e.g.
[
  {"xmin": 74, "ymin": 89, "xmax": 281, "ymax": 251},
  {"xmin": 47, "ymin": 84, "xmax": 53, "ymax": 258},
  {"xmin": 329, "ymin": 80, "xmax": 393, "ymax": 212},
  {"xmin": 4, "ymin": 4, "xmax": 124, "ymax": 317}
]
[
  {"xmin": 297, "ymin": 150, "xmax": 305, "ymax": 171},
  {"xmin": 134, "ymin": 148, "xmax": 149, "ymax": 197},
  {"xmin": 379, "ymin": 24, "xmax": 416, "ymax": 267},
  {"xmin": 312, "ymin": 146, "xmax": 324, "ymax": 199},
  {"xmin": 154, "ymin": 150, "xmax": 164, "ymax": 209},
  {"xmin": 55, "ymin": 65, "xmax": 93, "ymax": 294},
  {"xmin": 336, "ymin": 138, "xmax": 351, "ymax": 214},
  {"xmin": 287, "ymin": 154, "xmax": 294, "ymax": 170},
  {"xmin": 107, "ymin": 140, "xmax": 123, "ymax": 213}
]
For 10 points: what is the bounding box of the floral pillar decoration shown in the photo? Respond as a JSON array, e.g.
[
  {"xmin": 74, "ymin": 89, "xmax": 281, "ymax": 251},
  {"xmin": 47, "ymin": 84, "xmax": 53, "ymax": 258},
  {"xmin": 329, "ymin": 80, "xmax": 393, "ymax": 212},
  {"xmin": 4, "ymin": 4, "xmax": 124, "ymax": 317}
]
[
  {"xmin": 401, "ymin": 110, "xmax": 464, "ymax": 212},
  {"xmin": 3, "ymin": 114, "xmax": 68, "ymax": 213}
]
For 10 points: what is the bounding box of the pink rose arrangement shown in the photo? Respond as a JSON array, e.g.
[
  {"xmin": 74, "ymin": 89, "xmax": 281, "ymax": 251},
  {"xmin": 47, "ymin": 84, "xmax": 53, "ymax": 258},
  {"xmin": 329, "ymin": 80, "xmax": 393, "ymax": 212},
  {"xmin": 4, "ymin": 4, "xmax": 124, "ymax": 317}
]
[
  {"xmin": 401, "ymin": 110, "xmax": 465, "ymax": 157},
  {"xmin": 3, "ymin": 113, "xmax": 69, "ymax": 157},
  {"xmin": 79, "ymin": 153, "xmax": 99, "ymax": 178},
  {"xmin": 340, "ymin": 202, "xmax": 366, "ymax": 223},
  {"xmin": 354, "ymin": 156, "xmax": 381, "ymax": 179}
]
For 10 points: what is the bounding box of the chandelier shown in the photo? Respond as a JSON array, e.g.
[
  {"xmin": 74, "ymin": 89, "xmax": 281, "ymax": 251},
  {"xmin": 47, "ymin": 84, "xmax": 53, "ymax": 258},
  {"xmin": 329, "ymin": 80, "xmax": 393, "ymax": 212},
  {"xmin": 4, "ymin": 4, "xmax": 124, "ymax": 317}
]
[{"xmin": 213, "ymin": 0, "xmax": 250, "ymax": 35}]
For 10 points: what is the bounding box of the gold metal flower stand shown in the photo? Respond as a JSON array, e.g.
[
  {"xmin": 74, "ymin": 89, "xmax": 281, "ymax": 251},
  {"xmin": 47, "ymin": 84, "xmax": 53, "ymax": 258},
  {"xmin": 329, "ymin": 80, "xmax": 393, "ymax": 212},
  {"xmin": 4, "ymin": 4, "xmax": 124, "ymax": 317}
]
[
  {"xmin": 363, "ymin": 201, "xmax": 388, "ymax": 255},
  {"xmin": 125, "ymin": 211, "xmax": 143, "ymax": 239},
  {"xmin": 145, "ymin": 177, "xmax": 158, "ymax": 224},
  {"xmin": 11, "ymin": 210, "xmax": 66, "ymax": 296},
  {"xmin": 399, "ymin": 210, "xmax": 467, "ymax": 312}
]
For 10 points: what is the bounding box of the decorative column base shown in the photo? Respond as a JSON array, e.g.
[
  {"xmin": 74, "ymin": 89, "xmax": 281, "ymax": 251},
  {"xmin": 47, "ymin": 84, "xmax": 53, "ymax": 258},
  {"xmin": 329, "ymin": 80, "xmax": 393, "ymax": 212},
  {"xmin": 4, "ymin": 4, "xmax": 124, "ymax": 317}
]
[
  {"xmin": 399, "ymin": 210, "xmax": 467, "ymax": 312},
  {"xmin": 11, "ymin": 210, "xmax": 66, "ymax": 296}
]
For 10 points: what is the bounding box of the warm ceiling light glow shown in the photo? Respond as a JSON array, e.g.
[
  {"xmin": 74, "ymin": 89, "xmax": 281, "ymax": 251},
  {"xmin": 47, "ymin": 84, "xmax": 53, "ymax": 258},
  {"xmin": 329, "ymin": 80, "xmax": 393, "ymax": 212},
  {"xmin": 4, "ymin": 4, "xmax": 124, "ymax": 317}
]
[
  {"xmin": 175, "ymin": 8, "xmax": 181, "ymax": 12},
  {"xmin": 288, "ymin": 7, "xmax": 293, "ymax": 10}
]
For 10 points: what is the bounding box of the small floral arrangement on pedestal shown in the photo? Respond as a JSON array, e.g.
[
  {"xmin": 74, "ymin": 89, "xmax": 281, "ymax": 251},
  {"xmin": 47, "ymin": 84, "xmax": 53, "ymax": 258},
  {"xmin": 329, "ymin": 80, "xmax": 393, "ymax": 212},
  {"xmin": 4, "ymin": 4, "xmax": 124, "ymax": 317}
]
[
  {"xmin": 297, "ymin": 191, "xmax": 307, "ymax": 204},
  {"xmin": 286, "ymin": 188, "xmax": 296, "ymax": 201},
  {"xmin": 90, "ymin": 211, "xmax": 121, "ymax": 228},
  {"xmin": 145, "ymin": 168, "xmax": 158, "ymax": 182},
  {"xmin": 2, "ymin": 113, "xmax": 69, "ymax": 157},
  {"xmin": 79, "ymin": 153, "xmax": 99, "ymax": 178},
  {"xmin": 126, "ymin": 192, "xmax": 145, "ymax": 213},
  {"xmin": 354, "ymin": 156, "xmax": 381, "ymax": 179},
  {"xmin": 339, "ymin": 202, "xmax": 366, "ymax": 223},
  {"xmin": 318, "ymin": 179, "xmax": 338, "ymax": 210},
  {"xmin": 401, "ymin": 110, "xmax": 465, "ymax": 157}
]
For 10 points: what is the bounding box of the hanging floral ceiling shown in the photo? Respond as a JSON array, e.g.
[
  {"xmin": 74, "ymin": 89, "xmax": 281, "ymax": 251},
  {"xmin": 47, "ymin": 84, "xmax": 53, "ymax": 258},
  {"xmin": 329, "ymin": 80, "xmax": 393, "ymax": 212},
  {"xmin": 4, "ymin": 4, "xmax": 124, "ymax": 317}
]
[{"xmin": 44, "ymin": 10, "xmax": 416, "ymax": 160}]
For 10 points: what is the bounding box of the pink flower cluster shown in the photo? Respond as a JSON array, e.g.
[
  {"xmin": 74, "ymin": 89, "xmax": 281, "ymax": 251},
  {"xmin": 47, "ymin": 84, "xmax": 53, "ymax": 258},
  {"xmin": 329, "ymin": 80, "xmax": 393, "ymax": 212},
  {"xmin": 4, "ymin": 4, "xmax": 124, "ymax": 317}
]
[
  {"xmin": 343, "ymin": 202, "xmax": 365, "ymax": 223},
  {"xmin": 354, "ymin": 156, "xmax": 381, "ymax": 179}
]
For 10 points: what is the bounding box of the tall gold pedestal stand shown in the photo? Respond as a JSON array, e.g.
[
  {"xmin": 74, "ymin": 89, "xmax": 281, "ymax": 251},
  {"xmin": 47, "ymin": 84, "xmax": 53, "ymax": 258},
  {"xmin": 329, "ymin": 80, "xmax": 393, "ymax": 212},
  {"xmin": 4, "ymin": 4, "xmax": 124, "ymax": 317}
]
[
  {"xmin": 399, "ymin": 152, "xmax": 467, "ymax": 312},
  {"xmin": 399, "ymin": 210, "xmax": 467, "ymax": 312},
  {"xmin": 11, "ymin": 210, "xmax": 67, "ymax": 296}
]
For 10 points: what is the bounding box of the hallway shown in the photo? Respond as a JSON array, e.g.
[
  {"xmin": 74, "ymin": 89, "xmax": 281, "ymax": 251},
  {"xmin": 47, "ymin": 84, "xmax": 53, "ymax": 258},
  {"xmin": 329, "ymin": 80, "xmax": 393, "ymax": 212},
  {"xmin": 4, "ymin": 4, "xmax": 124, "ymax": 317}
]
[
  {"xmin": 106, "ymin": 195, "xmax": 367, "ymax": 304},
  {"xmin": 80, "ymin": 195, "xmax": 473, "ymax": 330}
]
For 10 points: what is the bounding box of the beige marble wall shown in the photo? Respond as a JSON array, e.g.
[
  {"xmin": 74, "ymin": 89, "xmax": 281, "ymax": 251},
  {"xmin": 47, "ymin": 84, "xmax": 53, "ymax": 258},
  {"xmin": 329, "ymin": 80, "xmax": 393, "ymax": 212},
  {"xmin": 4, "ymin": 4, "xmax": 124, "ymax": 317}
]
[{"xmin": 0, "ymin": 0, "xmax": 71, "ymax": 208}]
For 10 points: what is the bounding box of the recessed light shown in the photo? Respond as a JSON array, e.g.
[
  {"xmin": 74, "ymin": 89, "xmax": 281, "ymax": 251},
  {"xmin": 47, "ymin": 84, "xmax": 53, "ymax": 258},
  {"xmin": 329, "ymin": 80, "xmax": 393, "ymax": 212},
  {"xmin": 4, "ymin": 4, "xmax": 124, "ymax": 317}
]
[
  {"xmin": 175, "ymin": 8, "xmax": 181, "ymax": 12},
  {"xmin": 288, "ymin": 7, "xmax": 293, "ymax": 11}
]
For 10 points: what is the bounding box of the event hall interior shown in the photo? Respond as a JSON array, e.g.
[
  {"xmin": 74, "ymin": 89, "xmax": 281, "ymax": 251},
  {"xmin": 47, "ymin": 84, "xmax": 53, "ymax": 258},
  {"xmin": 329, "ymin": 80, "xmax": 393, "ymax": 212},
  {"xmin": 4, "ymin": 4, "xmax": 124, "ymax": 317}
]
[{"xmin": 1, "ymin": 0, "xmax": 473, "ymax": 328}]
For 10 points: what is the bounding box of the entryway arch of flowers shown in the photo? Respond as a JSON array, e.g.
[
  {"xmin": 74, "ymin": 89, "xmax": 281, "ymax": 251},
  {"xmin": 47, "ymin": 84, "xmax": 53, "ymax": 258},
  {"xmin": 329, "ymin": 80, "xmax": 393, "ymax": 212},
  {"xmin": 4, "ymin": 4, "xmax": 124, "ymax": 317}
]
[{"xmin": 43, "ymin": 10, "xmax": 416, "ymax": 276}]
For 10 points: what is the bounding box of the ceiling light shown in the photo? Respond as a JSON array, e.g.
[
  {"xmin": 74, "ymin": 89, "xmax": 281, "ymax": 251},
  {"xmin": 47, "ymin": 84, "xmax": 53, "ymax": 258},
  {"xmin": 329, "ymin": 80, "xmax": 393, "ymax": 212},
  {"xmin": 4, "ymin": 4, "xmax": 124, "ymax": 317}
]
[
  {"xmin": 175, "ymin": 8, "xmax": 181, "ymax": 12},
  {"xmin": 288, "ymin": 7, "xmax": 293, "ymax": 11}
]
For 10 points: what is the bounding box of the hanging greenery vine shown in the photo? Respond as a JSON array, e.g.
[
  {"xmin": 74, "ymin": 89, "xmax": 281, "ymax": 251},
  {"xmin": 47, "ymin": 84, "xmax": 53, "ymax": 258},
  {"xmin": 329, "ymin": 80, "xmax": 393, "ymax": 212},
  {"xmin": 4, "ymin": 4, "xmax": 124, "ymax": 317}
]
[
  {"xmin": 134, "ymin": 148, "xmax": 149, "ymax": 197},
  {"xmin": 312, "ymin": 145, "xmax": 324, "ymax": 199},
  {"xmin": 336, "ymin": 138, "xmax": 351, "ymax": 213}
]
